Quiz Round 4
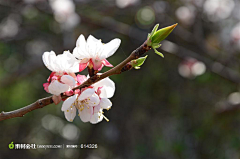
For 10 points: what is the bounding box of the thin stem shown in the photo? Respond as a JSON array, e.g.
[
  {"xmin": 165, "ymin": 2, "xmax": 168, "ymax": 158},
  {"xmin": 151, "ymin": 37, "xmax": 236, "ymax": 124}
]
[{"xmin": 0, "ymin": 41, "xmax": 151, "ymax": 121}]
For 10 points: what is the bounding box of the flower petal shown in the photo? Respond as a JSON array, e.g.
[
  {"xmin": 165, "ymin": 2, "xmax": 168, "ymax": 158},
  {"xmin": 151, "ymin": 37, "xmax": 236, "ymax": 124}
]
[
  {"xmin": 48, "ymin": 80, "xmax": 69, "ymax": 95},
  {"xmin": 76, "ymin": 34, "xmax": 86, "ymax": 48},
  {"xmin": 43, "ymin": 50, "xmax": 79, "ymax": 73},
  {"xmin": 47, "ymin": 72, "xmax": 56, "ymax": 83},
  {"xmin": 61, "ymin": 94, "xmax": 78, "ymax": 111},
  {"xmin": 42, "ymin": 51, "xmax": 57, "ymax": 72},
  {"xmin": 87, "ymin": 93, "xmax": 100, "ymax": 106},
  {"xmin": 64, "ymin": 51, "xmax": 80, "ymax": 73},
  {"xmin": 65, "ymin": 90, "xmax": 74, "ymax": 96},
  {"xmin": 43, "ymin": 82, "xmax": 50, "ymax": 93},
  {"xmin": 56, "ymin": 51, "xmax": 79, "ymax": 73},
  {"xmin": 76, "ymin": 74, "xmax": 87, "ymax": 84},
  {"xmin": 93, "ymin": 104, "xmax": 101, "ymax": 113},
  {"xmin": 64, "ymin": 106, "xmax": 76, "ymax": 122},
  {"xmin": 92, "ymin": 59, "xmax": 103, "ymax": 70},
  {"xmin": 73, "ymin": 34, "xmax": 89, "ymax": 59},
  {"xmin": 61, "ymin": 75, "xmax": 76, "ymax": 87},
  {"xmin": 100, "ymin": 38, "xmax": 121, "ymax": 59},
  {"xmin": 79, "ymin": 61, "xmax": 88, "ymax": 72},
  {"xmin": 78, "ymin": 88, "xmax": 95, "ymax": 101},
  {"xmin": 79, "ymin": 107, "xmax": 93, "ymax": 122},
  {"xmin": 52, "ymin": 95, "xmax": 62, "ymax": 105},
  {"xmin": 90, "ymin": 109, "xmax": 103, "ymax": 124},
  {"xmin": 102, "ymin": 59, "xmax": 113, "ymax": 67},
  {"xmin": 99, "ymin": 98, "xmax": 112, "ymax": 109},
  {"xmin": 93, "ymin": 77, "xmax": 115, "ymax": 98},
  {"xmin": 87, "ymin": 35, "xmax": 103, "ymax": 57}
]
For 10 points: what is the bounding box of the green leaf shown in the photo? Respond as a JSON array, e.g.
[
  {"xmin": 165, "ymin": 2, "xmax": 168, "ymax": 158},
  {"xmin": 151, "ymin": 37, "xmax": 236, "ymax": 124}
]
[
  {"xmin": 147, "ymin": 33, "xmax": 151, "ymax": 39},
  {"xmin": 130, "ymin": 55, "xmax": 148, "ymax": 69},
  {"xmin": 153, "ymin": 48, "xmax": 164, "ymax": 58},
  {"xmin": 152, "ymin": 43, "xmax": 162, "ymax": 49},
  {"xmin": 147, "ymin": 24, "xmax": 159, "ymax": 46},
  {"xmin": 150, "ymin": 24, "xmax": 159, "ymax": 38}
]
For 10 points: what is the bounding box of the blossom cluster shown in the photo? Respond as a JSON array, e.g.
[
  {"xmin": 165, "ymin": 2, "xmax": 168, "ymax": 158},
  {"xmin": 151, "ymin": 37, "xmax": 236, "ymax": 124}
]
[{"xmin": 42, "ymin": 35, "xmax": 121, "ymax": 124}]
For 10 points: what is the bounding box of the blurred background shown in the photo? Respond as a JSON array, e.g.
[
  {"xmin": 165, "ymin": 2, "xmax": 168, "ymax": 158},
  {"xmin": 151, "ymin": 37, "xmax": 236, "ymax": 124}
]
[{"xmin": 0, "ymin": 0, "xmax": 240, "ymax": 158}]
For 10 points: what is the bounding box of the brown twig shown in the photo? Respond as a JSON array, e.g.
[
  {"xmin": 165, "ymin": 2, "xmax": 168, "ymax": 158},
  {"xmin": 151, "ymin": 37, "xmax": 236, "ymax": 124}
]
[
  {"xmin": 0, "ymin": 41, "xmax": 151, "ymax": 121},
  {"xmin": 80, "ymin": 14, "xmax": 240, "ymax": 84}
]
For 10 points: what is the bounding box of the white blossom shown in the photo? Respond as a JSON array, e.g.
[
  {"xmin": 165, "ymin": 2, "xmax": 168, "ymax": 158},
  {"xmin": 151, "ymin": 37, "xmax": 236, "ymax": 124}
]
[
  {"xmin": 61, "ymin": 76, "xmax": 115, "ymax": 124},
  {"xmin": 73, "ymin": 34, "xmax": 121, "ymax": 71},
  {"xmin": 47, "ymin": 75, "xmax": 76, "ymax": 96},
  {"xmin": 42, "ymin": 50, "xmax": 79, "ymax": 73},
  {"xmin": 61, "ymin": 88, "xmax": 100, "ymax": 122},
  {"xmin": 93, "ymin": 76, "xmax": 115, "ymax": 98},
  {"xmin": 42, "ymin": 50, "xmax": 78, "ymax": 96}
]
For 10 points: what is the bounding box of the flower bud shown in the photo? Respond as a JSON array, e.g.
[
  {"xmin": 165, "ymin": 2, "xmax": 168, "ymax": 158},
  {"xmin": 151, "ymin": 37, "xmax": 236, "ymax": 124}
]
[
  {"xmin": 146, "ymin": 23, "xmax": 177, "ymax": 57},
  {"xmin": 152, "ymin": 23, "xmax": 178, "ymax": 43}
]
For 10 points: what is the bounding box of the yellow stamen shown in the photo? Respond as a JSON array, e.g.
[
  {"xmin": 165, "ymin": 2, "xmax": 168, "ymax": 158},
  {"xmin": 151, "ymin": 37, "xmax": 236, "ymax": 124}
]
[{"xmin": 102, "ymin": 114, "xmax": 109, "ymax": 122}]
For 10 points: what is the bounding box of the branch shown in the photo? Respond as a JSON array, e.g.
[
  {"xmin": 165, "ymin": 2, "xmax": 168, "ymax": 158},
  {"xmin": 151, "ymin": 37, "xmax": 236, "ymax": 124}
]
[
  {"xmin": 81, "ymin": 13, "xmax": 240, "ymax": 84},
  {"xmin": 0, "ymin": 41, "xmax": 151, "ymax": 121},
  {"xmin": 0, "ymin": 96, "xmax": 53, "ymax": 121}
]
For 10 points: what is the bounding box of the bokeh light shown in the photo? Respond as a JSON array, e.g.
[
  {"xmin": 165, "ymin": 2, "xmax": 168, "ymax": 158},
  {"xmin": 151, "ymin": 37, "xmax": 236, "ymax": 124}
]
[
  {"xmin": 178, "ymin": 58, "xmax": 206, "ymax": 79},
  {"xmin": 175, "ymin": 5, "xmax": 195, "ymax": 26},
  {"xmin": 115, "ymin": 0, "xmax": 139, "ymax": 8},
  {"xmin": 228, "ymin": 92, "xmax": 240, "ymax": 105},
  {"xmin": 0, "ymin": 14, "xmax": 20, "ymax": 38},
  {"xmin": 1, "ymin": 0, "xmax": 240, "ymax": 158},
  {"xmin": 136, "ymin": 6, "xmax": 155, "ymax": 27},
  {"xmin": 203, "ymin": 0, "xmax": 235, "ymax": 22}
]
